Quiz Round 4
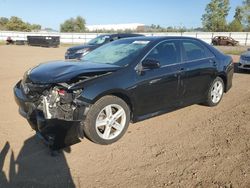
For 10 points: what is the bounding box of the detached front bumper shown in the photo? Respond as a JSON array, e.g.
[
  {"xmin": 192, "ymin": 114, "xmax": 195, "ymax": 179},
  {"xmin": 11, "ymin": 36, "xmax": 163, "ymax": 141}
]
[{"xmin": 14, "ymin": 81, "xmax": 86, "ymax": 150}]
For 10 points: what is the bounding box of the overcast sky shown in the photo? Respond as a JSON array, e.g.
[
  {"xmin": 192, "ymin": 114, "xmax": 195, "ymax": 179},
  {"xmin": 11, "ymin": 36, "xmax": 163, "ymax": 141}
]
[{"xmin": 0, "ymin": 0, "xmax": 242, "ymax": 30}]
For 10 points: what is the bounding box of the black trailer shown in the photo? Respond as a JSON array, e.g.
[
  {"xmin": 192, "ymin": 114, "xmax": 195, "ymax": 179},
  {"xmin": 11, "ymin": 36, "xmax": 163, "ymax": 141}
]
[{"xmin": 27, "ymin": 36, "xmax": 60, "ymax": 47}]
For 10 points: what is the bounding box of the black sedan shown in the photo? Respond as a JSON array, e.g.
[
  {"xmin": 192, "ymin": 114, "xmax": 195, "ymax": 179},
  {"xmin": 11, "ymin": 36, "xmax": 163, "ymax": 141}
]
[
  {"xmin": 65, "ymin": 33, "xmax": 143, "ymax": 59},
  {"xmin": 14, "ymin": 36, "xmax": 234, "ymax": 150}
]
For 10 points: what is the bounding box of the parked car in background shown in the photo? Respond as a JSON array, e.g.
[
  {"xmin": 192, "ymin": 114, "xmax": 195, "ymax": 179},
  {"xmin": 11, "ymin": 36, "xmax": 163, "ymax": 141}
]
[
  {"xmin": 65, "ymin": 33, "xmax": 144, "ymax": 59},
  {"xmin": 14, "ymin": 36, "xmax": 234, "ymax": 150},
  {"xmin": 212, "ymin": 36, "xmax": 239, "ymax": 46},
  {"xmin": 239, "ymin": 48, "xmax": 250, "ymax": 70}
]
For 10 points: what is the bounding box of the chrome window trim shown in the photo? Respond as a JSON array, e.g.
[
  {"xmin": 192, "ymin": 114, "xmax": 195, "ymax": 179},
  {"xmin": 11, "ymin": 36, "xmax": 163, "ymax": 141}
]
[
  {"xmin": 183, "ymin": 56, "xmax": 215, "ymax": 63},
  {"xmin": 135, "ymin": 38, "xmax": 216, "ymax": 71},
  {"xmin": 135, "ymin": 39, "xmax": 181, "ymax": 71}
]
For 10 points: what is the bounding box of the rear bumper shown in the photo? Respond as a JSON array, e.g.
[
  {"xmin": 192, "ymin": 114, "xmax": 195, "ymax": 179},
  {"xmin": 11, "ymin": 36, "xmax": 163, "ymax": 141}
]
[{"xmin": 14, "ymin": 81, "xmax": 83, "ymax": 150}]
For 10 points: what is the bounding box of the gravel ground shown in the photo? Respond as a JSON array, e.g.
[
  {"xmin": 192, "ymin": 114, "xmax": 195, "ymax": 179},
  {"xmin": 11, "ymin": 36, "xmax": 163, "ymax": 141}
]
[{"xmin": 0, "ymin": 45, "xmax": 249, "ymax": 188}]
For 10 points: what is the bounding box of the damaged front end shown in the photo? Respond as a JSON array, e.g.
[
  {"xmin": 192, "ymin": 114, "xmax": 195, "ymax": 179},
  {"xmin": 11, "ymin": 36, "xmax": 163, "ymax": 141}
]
[
  {"xmin": 14, "ymin": 78, "xmax": 90, "ymax": 150},
  {"xmin": 14, "ymin": 60, "xmax": 120, "ymax": 150}
]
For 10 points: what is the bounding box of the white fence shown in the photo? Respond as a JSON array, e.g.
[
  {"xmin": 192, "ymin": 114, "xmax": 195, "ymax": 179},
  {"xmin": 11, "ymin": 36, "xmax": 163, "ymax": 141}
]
[{"xmin": 0, "ymin": 31, "xmax": 249, "ymax": 45}]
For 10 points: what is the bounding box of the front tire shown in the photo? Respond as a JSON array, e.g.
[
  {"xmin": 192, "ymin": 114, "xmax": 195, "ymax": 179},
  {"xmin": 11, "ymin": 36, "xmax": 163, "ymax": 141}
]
[
  {"xmin": 83, "ymin": 95, "xmax": 130, "ymax": 145},
  {"xmin": 205, "ymin": 77, "xmax": 224, "ymax": 107}
]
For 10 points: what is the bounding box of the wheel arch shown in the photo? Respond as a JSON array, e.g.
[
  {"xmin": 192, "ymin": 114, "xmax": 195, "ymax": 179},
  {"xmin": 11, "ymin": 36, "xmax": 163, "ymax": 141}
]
[
  {"xmin": 217, "ymin": 73, "xmax": 227, "ymax": 92},
  {"xmin": 92, "ymin": 90, "xmax": 135, "ymax": 120}
]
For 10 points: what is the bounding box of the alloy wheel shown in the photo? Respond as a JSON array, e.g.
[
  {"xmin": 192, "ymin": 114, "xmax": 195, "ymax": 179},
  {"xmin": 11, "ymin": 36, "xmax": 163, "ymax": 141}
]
[
  {"xmin": 211, "ymin": 80, "xmax": 223, "ymax": 104},
  {"xmin": 95, "ymin": 104, "xmax": 126, "ymax": 140}
]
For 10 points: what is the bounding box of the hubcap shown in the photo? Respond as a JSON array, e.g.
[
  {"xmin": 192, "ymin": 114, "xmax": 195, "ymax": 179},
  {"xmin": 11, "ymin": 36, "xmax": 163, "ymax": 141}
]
[
  {"xmin": 211, "ymin": 81, "xmax": 223, "ymax": 104},
  {"xmin": 95, "ymin": 104, "xmax": 126, "ymax": 140}
]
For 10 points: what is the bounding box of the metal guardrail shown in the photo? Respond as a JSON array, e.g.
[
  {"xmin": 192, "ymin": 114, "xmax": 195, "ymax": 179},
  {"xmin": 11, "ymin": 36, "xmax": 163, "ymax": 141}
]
[{"xmin": 0, "ymin": 31, "xmax": 249, "ymax": 45}]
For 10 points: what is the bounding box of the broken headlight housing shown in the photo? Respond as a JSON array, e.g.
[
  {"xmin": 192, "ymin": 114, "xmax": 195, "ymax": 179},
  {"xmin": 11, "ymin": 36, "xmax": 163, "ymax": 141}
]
[{"xmin": 40, "ymin": 86, "xmax": 83, "ymax": 121}]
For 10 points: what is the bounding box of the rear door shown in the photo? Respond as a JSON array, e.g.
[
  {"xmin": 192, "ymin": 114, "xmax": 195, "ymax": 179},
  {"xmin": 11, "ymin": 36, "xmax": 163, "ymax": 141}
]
[{"xmin": 179, "ymin": 39, "xmax": 217, "ymax": 104}]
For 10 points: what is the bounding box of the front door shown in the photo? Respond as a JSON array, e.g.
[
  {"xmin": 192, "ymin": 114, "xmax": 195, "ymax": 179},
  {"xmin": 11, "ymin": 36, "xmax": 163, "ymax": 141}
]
[{"xmin": 132, "ymin": 40, "xmax": 182, "ymax": 117}]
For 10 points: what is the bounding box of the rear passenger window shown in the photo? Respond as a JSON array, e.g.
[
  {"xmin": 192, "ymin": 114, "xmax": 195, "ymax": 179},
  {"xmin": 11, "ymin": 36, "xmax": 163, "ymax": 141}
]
[
  {"xmin": 146, "ymin": 41, "xmax": 180, "ymax": 66},
  {"xmin": 182, "ymin": 41, "xmax": 207, "ymax": 61}
]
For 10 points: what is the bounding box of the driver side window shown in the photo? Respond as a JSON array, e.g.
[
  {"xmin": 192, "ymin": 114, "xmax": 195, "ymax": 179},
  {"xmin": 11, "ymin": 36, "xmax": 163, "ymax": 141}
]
[{"xmin": 146, "ymin": 41, "xmax": 180, "ymax": 66}]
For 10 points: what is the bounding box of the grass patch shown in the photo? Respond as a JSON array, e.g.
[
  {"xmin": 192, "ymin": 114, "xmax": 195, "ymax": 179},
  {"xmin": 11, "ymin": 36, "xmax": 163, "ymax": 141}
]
[
  {"xmin": 215, "ymin": 46, "xmax": 249, "ymax": 55},
  {"xmin": 0, "ymin": 40, "xmax": 5, "ymax": 46},
  {"xmin": 222, "ymin": 50, "xmax": 245, "ymax": 55}
]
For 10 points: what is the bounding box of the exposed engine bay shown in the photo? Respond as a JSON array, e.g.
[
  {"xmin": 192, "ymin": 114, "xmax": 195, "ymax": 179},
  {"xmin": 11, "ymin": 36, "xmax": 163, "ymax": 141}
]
[
  {"xmin": 22, "ymin": 83, "xmax": 81, "ymax": 118},
  {"xmin": 39, "ymin": 87, "xmax": 83, "ymax": 120},
  {"xmin": 20, "ymin": 73, "xmax": 104, "ymax": 122},
  {"xmin": 16, "ymin": 74, "xmax": 106, "ymax": 151}
]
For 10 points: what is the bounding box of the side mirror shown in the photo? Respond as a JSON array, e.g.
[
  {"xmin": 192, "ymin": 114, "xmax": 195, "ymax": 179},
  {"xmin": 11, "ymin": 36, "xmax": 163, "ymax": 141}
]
[{"xmin": 142, "ymin": 58, "xmax": 160, "ymax": 69}]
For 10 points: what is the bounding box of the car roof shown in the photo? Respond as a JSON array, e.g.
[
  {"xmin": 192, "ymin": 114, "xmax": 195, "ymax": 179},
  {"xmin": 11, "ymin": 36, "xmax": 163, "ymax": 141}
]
[
  {"xmin": 99, "ymin": 33, "xmax": 144, "ymax": 37},
  {"xmin": 119, "ymin": 36, "xmax": 205, "ymax": 42},
  {"xmin": 117, "ymin": 36, "xmax": 225, "ymax": 60}
]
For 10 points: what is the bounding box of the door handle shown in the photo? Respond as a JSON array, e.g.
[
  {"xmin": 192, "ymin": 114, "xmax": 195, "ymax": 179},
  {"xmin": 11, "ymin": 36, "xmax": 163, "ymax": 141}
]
[
  {"xmin": 180, "ymin": 67, "xmax": 185, "ymax": 71},
  {"xmin": 179, "ymin": 67, "xmax": 189, "ymax": 72}
]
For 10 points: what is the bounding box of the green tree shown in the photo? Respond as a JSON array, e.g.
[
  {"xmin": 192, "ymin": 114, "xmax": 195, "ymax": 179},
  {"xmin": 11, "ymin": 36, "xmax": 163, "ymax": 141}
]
[
  {"xmin": 0, "ymin": 16, "xmax": 41, "ymax": 31},
  {"xmin": 234, "ymin": 6, "xmax": 244, "ymax": 21},
  {"xmin": 5, "ymin": 16, "xmax": 31, "ymax": 31},
  {"xmin": 242, "ymin": 0, "xmax": 250, "ymax": 30},
  {"xmin": 60, "ymin": 18, "xmax": 75, "ymax": 32},
  {"xmin": 29, "ymin": 24, "xmax": 42, "ymax": 31},
  {"xmin": 202, "ymin": 0, "xmax": 230, "ymax": 31},
  {"xmin": 228, "ymin": 7, "xmax": 244, "ymax": 31},
  {"xmin": 229, "ymin": 19, "xmax": 243, "ymax": 31},
  {"xmin": 60, "ymin": 16, "xmax": 86, "ymax": 32},
  {"xmin": 0, "ymin": 17, "xmax": 9, "ymax": 30},
  {"xmin": 74, "ymin": 16, "xmax": 86, "ymax": 32}
]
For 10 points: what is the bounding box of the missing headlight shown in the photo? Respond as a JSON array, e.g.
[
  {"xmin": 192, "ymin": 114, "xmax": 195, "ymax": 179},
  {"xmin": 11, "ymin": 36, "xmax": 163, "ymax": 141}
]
[{"xmin": 40, "ymin": 87, "xmax": 83, "ymax": 121}]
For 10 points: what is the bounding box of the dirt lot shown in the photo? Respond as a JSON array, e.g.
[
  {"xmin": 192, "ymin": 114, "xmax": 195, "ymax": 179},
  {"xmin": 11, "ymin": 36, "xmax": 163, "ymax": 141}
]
[{"xmin": 0, "ymin": 45, "xmax": 249, "ymax": 188}]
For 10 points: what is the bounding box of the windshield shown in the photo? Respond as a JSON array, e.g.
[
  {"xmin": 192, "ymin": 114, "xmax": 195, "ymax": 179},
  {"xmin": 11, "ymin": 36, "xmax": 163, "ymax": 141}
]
[
  {"xmin": 82, "ymin": 39, "xmax": 150, "ymax": 66},
  {"xmin": 87, "ymin": 35, "xmax": 110, "ymax": 45}
]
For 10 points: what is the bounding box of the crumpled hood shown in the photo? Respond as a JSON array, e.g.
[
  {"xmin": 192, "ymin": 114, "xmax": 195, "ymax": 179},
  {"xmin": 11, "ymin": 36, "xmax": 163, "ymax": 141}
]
[{"xmin": 28, "ymin": 60, "xmax": 120, "ymax": 84}]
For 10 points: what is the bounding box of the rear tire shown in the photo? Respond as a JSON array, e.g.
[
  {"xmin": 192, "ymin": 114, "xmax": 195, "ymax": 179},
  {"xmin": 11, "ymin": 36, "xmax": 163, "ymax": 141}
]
[
  {"xmin": 205, "ymin": 77, "xmax": 224, "ymax": 107},
  {"xmin": 83, "ymin": 95, "xmax": 130, "ymax": 145}
]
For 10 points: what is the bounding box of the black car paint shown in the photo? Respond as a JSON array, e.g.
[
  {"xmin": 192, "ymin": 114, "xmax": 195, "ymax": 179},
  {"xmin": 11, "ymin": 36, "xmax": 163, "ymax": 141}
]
[
  {"xmin": 65, "ymin": 44, "xmax": 99, "ymax": 60},
  {"xmin": 65, "ymin": 33, "xmax": 144, "ymax": 59},
  {"xmin": 14, "ymin": 36, "xmax": 234, "ymax": 150},
  {"xmin": 75, "ymin": 38, "xmax": 233, "ymax": 119},
  {"xmin": 29, "ymin": 61, "xmax": 121, "ymax": 84}
]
